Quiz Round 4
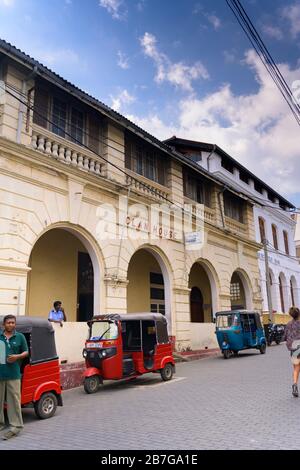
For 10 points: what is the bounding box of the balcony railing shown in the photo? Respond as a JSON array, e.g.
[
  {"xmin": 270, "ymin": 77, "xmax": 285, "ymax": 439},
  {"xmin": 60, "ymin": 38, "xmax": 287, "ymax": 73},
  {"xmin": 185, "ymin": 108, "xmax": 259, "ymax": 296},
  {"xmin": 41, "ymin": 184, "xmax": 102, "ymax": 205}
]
[
  {"xmin": 184, "ymin": 197, "xmax": 216, "ymax": 226},
  {"xmin": 224, "ymin": 216, "xmax": 248, "ymax": 237},
  {"xmin": 125, "ymin": 170, "xmax": 170, "ymax": 202},
  {"xmin": 31, "ymin": 124, "xmax": 105, "ymax": 177}
]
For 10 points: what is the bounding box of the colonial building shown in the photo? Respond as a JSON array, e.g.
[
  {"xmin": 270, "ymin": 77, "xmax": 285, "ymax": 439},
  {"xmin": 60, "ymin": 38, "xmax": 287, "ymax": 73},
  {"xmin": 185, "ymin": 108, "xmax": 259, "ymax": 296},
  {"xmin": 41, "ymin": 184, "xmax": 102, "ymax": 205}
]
[
  {"xmin": 0, "ymin": 40, "xmax": 262, "ymax": 367},
  {"xmin": 165, "ymin": 137, "xmax": 300, "ymax": 322}
]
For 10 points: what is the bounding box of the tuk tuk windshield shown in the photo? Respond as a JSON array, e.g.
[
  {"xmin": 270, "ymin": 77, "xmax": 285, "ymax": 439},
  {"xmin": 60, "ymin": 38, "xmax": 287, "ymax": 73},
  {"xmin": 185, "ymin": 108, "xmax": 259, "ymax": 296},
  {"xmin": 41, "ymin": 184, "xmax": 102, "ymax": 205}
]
[
  {"xmin": 216, "ymin": 314, "xmax": 239, "ymax": 329},
  {"xmin": 90, "ymin": 321, "xmax": 119, "ymax": 340}
]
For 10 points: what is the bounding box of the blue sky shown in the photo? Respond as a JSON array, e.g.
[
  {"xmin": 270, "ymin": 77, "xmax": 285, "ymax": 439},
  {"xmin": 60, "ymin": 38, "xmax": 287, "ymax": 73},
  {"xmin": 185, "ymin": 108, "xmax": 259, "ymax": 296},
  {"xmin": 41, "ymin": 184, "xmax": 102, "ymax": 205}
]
[{"xmin": 0, "ymin": 0, "xmax": 300, "ymax": 205}]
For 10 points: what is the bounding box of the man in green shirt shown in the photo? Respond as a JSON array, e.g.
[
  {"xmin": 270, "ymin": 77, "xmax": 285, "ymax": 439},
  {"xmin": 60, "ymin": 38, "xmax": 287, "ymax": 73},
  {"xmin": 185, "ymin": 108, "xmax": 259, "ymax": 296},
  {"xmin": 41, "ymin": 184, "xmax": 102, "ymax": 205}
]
[{"xmin": 0, "ymin": 315, "xmax": 28, "ymax": 440}]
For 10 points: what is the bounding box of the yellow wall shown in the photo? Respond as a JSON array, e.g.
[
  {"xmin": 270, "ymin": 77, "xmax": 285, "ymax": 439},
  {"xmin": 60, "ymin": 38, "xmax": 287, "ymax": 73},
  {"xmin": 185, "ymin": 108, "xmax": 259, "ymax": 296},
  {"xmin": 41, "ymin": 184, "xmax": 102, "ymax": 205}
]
[
  {"xmin": 188, "ymin": 263, "xmax": 212, "ymax": 323},
  {"xmin": 127, "ymin": 250, "xmax": 162, "ymax": 313},
  {"xmin": 262, "ymin": 313, "xmax": 290, "ymax": 325},
  {"xmin": 27, "ymin": 229, "xmax": 87, "ymax": 321}
]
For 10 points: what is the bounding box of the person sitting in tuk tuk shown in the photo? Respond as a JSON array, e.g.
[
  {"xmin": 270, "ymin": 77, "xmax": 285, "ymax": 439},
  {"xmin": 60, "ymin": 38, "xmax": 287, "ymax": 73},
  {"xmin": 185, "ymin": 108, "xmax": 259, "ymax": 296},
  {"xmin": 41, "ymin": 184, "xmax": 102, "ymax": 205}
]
[
  {"xmin": 48, "ymin": 301, "xmax": 67, "ymax": 327},
  {"xmin": 0, "ymin": 315, "xmax": 29, "ymax": 440}
]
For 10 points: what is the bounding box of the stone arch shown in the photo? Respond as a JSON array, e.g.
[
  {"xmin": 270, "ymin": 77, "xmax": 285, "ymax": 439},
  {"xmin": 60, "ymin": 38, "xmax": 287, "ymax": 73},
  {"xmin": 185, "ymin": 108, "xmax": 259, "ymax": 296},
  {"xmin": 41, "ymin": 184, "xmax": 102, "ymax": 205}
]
[
  {"xmin": 269, "ymin": 268, "xmax": 278, "ymax": 312},
  {"xmin": 290, "ymin": 275, "xmax": 299, "ymax": 308},
  {"xmin": 278, "ymin": 272, "xmax": 288, "ymax": 313},
  {"xmin": 26, "ymin": 222, "xmax": 105, "ymax": 320},
  {"xmin": 230, "ymin": 268, "xmax": 253, "ymax": 310},
  {"xmin": 126, "ymin": 243, "xmax": 173, "ymax": 332},
  {"xmin": 188, "ymin": 258, "xmax": 220, "ymax": 321}
]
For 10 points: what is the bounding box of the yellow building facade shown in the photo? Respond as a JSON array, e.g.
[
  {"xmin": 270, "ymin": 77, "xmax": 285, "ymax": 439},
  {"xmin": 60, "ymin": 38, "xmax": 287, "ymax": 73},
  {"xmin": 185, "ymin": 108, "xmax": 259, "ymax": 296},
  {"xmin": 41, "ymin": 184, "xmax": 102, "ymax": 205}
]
[{"xmin": 0, "ymin": 41, "xmax": 262, "ymax": 355}]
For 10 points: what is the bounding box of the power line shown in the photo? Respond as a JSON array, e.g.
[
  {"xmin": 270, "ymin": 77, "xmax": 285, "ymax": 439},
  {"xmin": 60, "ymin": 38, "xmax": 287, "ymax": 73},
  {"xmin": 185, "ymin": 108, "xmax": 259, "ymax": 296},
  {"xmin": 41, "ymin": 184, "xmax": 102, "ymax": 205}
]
[
  {"xmin": 1, "ymin": 81, "xmax": 221, "ymax": 233},
  {"xmin": 5, "ymin": 79, "xmax": 298, "ymax": 217},
  {"xmin": 2, "ymin": 79, "xmax": 298, "ymax": 256},
  {"xmin": 226, "ymin": 0, "xmax": 300, "ymax": 126}
]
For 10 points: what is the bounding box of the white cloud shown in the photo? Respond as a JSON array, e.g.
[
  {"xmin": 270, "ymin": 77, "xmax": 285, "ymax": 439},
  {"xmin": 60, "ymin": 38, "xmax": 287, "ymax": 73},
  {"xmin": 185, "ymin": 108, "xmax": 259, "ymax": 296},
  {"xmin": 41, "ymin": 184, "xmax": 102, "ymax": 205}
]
[
  {"xmin": 137, "ymin": 0, "xmax": 146, "ymax": 12},
  {"xmin": 140, "ymin": 32, "xmax": 209, "ymax": 92},
  {"xmin": 262, "ymin": 24, "xmax": 283, "ymax": 40},
  {"xmin": 99, "ymin": 0, "xmax": 125, "ymax": 20},
  {"xmin": 110, "ymin": 89, "xmax": 135, "ymax": 112},
  {"xmin": 127, "ymin": 50, "xmax": 300, "ymax": 198},
  {"xmin": 207, "ymin": 14, "xmax": 221, "ymax": 30},
  {"xmin": 0, "ymin": 0, "xmax": 14, "ymax": 6},
  {"xmin": 223, "ymin": 49, "xmax": 236, "ymax": 64},
  {"xmin": 117, "ymin": 51, "xmax": 129, "ymax": 69},
  {"xmin": 282, "ymin": 3, "xmax": 300, "ymax": 38}
]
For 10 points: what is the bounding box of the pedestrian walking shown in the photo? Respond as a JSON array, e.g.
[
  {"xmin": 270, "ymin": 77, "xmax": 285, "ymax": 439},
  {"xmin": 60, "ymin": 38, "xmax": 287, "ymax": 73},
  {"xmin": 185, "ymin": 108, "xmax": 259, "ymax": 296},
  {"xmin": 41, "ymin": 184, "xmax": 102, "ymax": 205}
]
[
  {"xmin": 0, "ymin": 314, "xmax": 29, "ymax": 440},
  {"xmin": 283, "ymin": 307, "xmax": 300, "ymax": 397}
]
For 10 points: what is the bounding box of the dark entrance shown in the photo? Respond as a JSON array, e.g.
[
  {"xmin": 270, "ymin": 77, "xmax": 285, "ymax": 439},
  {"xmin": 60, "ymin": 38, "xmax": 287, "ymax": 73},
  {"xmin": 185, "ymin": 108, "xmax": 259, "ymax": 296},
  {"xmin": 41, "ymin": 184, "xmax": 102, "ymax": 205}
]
[
  {"xmin": 77, "ymin": 252, "xmax": 94, "ymax": 321},
  {"xmin": 190, "ymin": 286, "xmax": 204, "ymax": 323}
]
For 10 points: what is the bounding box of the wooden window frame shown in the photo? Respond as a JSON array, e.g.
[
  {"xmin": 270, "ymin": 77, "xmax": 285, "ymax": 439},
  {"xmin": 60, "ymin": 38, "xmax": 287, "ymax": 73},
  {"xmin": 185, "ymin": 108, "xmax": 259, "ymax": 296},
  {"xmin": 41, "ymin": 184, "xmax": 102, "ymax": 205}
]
[
  {"xmin": 272, "ymin": 224, "xmax": 278, "ymax": 250},
  {"xmin": 283, "ymin": 230, "xmax": 289, "ymax": 255}
]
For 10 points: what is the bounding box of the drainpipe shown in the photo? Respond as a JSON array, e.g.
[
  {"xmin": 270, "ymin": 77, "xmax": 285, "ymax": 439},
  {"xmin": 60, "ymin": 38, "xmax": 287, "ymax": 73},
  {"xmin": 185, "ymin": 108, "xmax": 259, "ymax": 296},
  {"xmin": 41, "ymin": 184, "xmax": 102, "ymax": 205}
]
[
  {"xmin": 16, "ymin": 65, "xmax": 38, "ymax": 144},
  {"xmin": 207, "ymin": 144, "xmax": 216, "ymax": 172}
]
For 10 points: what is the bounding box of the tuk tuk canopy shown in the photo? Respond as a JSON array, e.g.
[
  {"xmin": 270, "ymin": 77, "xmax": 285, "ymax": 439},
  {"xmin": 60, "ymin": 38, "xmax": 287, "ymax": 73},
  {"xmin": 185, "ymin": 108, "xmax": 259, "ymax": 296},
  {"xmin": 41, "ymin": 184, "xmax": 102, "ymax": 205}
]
[
  {"xmin": 0, "ymin": 316, "xmax": 57, "ymax": 364},
  {"xmin": 89, "ymin": 313, "xmax": 169, "ymax": 345}
]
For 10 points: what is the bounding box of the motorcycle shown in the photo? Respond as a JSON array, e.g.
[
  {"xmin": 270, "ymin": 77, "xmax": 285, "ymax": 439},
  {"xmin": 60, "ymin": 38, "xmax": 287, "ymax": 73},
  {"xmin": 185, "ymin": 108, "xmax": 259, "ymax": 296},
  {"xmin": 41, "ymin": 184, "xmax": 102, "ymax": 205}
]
[{"xmin": 264, "ymin": 322, "xmax": 285, "ymax": 346}]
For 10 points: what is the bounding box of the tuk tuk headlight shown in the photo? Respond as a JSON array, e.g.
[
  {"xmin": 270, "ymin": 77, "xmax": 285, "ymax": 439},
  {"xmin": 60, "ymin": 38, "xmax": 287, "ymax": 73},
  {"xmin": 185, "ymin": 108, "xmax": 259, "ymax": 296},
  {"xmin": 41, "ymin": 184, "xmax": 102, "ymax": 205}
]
[
  {"xmin": 83, "ymin": 349, "xmax": 88, "ymax": 358},
  {"xmin": 222, "ymin": 341, "xmax": 227, "ymax": 346},
  {"xmin": 101, "ymin": 350, "xmax": 107, "ymax": 357}
]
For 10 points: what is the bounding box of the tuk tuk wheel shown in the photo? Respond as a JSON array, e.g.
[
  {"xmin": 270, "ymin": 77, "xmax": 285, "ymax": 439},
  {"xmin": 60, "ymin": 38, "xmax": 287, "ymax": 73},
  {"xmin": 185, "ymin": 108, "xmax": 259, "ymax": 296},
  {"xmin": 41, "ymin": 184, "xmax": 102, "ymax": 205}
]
[
  {"xmin": 84, "ymin": 375, "xmax": 101, "ymax": 394},
  {"xmin": 223, "ymin": 349, "xmax": 231, "ymax": 359},
  {"xmin": 259, "ymin": 343, "xmax": 266, "ymax": 354},
  {"xmin": 34, "ymin": 392, "xmax": 58, "ymax": 419},
  {"xmin": 160, "ymin": 363, "xmax": 174, "ymax": 381}
]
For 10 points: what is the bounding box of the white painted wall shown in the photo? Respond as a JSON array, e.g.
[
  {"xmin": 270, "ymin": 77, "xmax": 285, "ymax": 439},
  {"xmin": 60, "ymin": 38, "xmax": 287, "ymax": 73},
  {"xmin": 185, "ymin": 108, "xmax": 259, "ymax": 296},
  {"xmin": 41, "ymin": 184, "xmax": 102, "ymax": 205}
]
[
  {"xmin": 200, "ymin": 151, "xmax": 300, "ymax": 313},
  {"xmin": 189, "ymin": 323, "xmax": 219, "ymax": 350},
  {"xmin": 53, "ymin": 322, "xmax": 88, "ymax": 364}
]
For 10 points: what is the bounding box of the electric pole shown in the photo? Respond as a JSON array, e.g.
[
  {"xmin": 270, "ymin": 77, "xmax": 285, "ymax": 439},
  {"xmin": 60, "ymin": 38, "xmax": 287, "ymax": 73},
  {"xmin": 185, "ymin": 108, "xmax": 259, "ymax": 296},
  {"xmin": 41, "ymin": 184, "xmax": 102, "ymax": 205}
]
[{"xmin": 263, "ymin": 238, "xmax": 274, "ymax": 323}]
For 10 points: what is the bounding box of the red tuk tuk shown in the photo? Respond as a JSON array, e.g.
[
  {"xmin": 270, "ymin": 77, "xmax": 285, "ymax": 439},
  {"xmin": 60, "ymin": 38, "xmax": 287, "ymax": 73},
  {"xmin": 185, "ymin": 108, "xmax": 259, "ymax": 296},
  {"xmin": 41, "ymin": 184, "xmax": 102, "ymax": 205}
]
[
  {"xmin": 82, "ymin": 313, "xmax": 175, "ymax": 393},
  {"xmin": 1, "ymin": 316, "xmax": 63, "ymax": 419}
]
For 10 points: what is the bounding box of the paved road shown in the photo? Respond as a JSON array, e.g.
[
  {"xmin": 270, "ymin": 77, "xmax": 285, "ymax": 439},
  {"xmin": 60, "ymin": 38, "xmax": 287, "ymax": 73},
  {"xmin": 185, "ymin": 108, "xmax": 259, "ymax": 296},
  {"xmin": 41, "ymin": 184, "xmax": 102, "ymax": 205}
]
[{"xmin": 0, "ymin": 344, "xmax": 298, "ymax": 450}]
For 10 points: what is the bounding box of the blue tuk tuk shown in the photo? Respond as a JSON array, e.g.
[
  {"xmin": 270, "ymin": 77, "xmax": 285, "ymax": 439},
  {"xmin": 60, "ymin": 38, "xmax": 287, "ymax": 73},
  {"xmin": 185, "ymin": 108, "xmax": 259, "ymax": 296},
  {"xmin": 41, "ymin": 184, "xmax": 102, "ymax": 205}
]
[{"xmin": 215, "ymin": 310, "xmax": 266, "ymax": 359}]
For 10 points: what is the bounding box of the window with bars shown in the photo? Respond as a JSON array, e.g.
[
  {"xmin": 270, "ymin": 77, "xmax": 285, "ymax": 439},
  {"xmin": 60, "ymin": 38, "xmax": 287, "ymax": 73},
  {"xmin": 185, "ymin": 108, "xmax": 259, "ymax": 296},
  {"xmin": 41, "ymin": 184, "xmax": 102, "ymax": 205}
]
[
  {"xmin": 224, "ymin": 191, "xmax": 244, "ymax": 223},
  {"xmin": 70, "ymin": 107, "xmax": 84, "ymax": 144},
  {"xmin": 183, "ymin": 171, "xmax": 211, "ymax": 207},
  {"xmin": 150, "ymin": 272, "xmax": 165, "ymax": 315},
  {"xmin": 125, "ymin": 133, "xmax": 168, "ymax": 186},
  {"xmin": 33, "ymin": 83, "xmax": 103, "ymax": 154},
  {"xmin": 230, "ymin": 283, "xmax": 241, "ymax": 301},
  {"xmin": 52, "ymin": 97, "xmax": 67, "ymax": 138}
]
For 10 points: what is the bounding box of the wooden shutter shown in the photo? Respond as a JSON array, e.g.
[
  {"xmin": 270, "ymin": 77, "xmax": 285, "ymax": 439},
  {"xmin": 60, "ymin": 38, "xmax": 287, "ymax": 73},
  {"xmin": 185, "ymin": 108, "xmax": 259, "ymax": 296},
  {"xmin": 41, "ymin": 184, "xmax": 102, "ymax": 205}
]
[
  {"xmin": 283, "ymin": 230, "xmax": 289, "ymax": 255},
  {"xmin": 88, "ymin": 115, "xmax": 100, "ymax": 154},
  {"xmin": 272, "ymin": 224, "xmax": 278, "ymax": 250},
  {"xmin": 259, "ymin": 217, "xmax": 266, "ymax": 243},
  {"xmin": 124, "ymin": 135, "xmax": 132, "ymax": 169},
  {"xmin": 157, "ymin": 153, "xmax": 166, "ymax": 186},
  {"xmin": 33, "ymin": 87, "xmax": 49, "ymax": 128}
]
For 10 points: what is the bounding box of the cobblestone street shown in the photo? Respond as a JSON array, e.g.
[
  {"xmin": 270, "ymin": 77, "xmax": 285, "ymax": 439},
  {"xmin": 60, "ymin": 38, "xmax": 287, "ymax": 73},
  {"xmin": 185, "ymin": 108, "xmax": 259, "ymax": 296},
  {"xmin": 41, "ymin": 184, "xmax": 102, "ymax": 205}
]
[{"xmin": 0, "ymin": 344, "xmax": 298, "ymax": 450}]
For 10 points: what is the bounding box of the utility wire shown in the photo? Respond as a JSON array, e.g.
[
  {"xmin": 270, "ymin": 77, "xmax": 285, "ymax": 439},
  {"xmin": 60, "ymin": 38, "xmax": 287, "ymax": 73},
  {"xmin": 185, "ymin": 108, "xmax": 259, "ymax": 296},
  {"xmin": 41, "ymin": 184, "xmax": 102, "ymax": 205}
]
[
  {"xmin": 2, "ymin": 79, "xmax": 298, "ymax": 256},
  {"xmin": 5, "ymin": 79, "xmax": 298, "ymax": 216},
  {"xmin": 226, "ymin": 0, "xmax": 300, "ymax": 126}
]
